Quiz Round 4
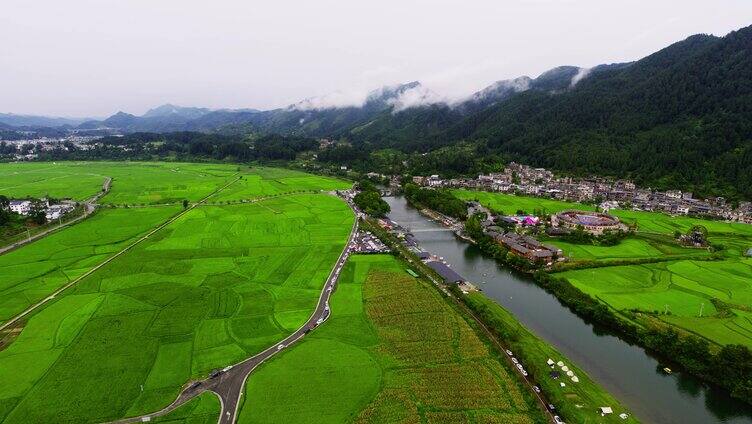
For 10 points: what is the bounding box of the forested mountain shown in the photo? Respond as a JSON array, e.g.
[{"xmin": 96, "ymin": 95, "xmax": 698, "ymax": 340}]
[
  {"xmin": 442, "ymin": 26, "xmax": 752, "ymax": 198},
  {"xmin": 63, "ymin": 65, "xmax": 592, "ymax": 138},
  {"xmin": 141, "ymin": 104, "xmax": 211, "ymax": 119},
  {"xmin": 314, "ymin": 25, "xmax": 752, "ymax": 199}
]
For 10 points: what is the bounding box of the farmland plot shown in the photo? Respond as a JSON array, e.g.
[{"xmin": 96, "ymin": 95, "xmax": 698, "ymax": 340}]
[
  {"xmin": 0, "ymin": 194, "xmax": 353, "ymax": 423},
  {"xmin": 238, "ymin": 255, "xmax": 543, "ymax": 424}
]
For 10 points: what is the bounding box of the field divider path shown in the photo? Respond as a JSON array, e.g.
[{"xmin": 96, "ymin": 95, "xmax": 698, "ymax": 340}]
[
  {"xmin": 107, "ymin": 192, "xmax": 358, "ymax": 424},
  {"xmin": 0, "ymin": 175, "xmax": 239, "ymax": 333}
]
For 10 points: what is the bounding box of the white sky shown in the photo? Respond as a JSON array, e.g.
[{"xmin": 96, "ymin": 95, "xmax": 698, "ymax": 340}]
[{"xmin": 1, "ymin": 0, "xmax": 750, "ymax": 117}]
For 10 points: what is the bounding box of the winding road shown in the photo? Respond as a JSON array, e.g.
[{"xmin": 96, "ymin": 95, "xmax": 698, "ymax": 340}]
[{"xmin": 109, "ymin": 195, "xmax": 358, "ymax": 424}]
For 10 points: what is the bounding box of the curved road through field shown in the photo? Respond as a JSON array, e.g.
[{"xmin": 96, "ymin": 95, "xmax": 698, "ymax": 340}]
[{"xmin": 109, "ymin": 195, "xmax": 358, "ymax": 424}]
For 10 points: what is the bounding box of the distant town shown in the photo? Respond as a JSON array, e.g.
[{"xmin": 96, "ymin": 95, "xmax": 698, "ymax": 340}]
[
  {"xmin": 0, "ymin": 135, "xmax": 101, "ymax": 161},
  {"xmin": 407, "ymin": 162, "xmax": 752, "ymax": 224}
]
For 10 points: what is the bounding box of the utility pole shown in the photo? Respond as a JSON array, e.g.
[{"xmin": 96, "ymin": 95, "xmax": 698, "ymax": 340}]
[{"xmin": 699, "ymin": 302, "xmax": 704, "ymax": 317}]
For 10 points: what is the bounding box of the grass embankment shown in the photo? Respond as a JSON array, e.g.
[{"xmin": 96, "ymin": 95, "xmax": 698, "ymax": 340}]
[
  {"xmin": 149, "ymin": 392, "xmax": 221, "ymax": 424},
  {"xmin": 0, "ymin": 206, "xmax": 180, "ymax": 324},
  {"xmin": 238, "ymin": 254, "xmax": 546, "ymax": 424},
  {"xmin": 463, "ymin": 293, "xmax": 637, "ymax": 423},
  {"xmin": 0, "ymin": 194, "xmax": 353, "ymax": 423}
]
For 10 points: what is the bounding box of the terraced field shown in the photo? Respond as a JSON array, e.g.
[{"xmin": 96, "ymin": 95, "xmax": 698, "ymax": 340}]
[{"xmin": 238, "ymin": 255, "xmax": 545, "ymax": 424}]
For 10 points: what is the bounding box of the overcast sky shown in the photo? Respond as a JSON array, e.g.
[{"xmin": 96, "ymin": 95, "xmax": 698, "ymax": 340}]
[{"xmin": 1, "ymin": 0, "xmax": 750, "ymax": 117}]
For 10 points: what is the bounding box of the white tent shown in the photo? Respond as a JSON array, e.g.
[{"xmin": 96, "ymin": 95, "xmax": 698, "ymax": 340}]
[
  {"xmin": 547, "ymin": 358, "xmax": 555, "ymax": 365},
  {"xmin": 566, "ymin": 370, "xmax": 574, "ymax": 377},
  {"xmin": 600, "ymin": 407, "xmax": 613, "ymax": 415},
  {"xmin": 571, "ymin": 376, "xmax": 580, "ymax": 383},
  {"xmin": 561, "ymin": 366, "xmax": 570, "ymax": 372}
]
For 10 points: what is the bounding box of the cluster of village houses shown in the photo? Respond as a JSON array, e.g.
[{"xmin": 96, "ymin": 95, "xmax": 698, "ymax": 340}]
[
  {"xmin": 6, "ymin": 199, "xmax": 76, "ymax": 222},
  {"xmin": 410, "ymin": 162, "xmax": 752, "ymax": 224},
  {"xmin": 2, "ymin": 135, "xmax": 100, "ymax": 161}
]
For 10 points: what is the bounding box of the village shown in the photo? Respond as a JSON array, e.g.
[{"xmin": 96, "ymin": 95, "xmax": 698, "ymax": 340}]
[
  {"xmin": 408, "ymin": 162, "xmax": 752, "ymax": 224},
  {"xmin": 4, "ymin": 198, "xmax": 77, "ymax": 223},
  {"xmin": 0, "ymin": 135, "xmax": 101, "ymax": 161}
]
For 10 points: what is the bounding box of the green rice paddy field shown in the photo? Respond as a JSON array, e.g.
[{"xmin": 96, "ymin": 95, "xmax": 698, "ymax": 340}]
[
  {"xmin": 0, "ymin": 162, "xmax": 355, "ymax": 423},
  {"xmin": 212, "ymin": 166, "xmax": 350, "ymax": 202},
  {"xmin": 0, "ymin": 162, "xmax": 349, "ymax": 205},
  {"xmin": 454, "ymin": 190, "xmax": 752, "ymax": 349},
  {"xmin": 453, "ymin": 189, "xmax": 595, "ymax": 214},
  {"xmin": 238, "ymin": 254, "xmax": 545, "ymax": 424},
  {"xmin": 546, "ymin": 234, "xmax": 711, "ymax": 262},
  {"xmin": 0, "ymin": 195, "xmax": 353, "ymax": 423},
  {"xmin": 0, "ymin": 206, "xmax": 179, "ymax": 324},
  {"xmin": 0, "ymin": 162, "xmax": 238, "ymax": 203},
  {"xmin": 151, "ymin": 392, "xmax": 221, "ymax": 424},
  {"xmin": 560, "ymin": 259, "xmax": 752, "ymax": 347}
]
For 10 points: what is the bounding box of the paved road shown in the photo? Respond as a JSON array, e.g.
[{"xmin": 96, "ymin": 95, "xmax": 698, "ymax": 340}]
[{"xmin": 110, "ymin": 195, "xmax": 358, "ymax": 424}]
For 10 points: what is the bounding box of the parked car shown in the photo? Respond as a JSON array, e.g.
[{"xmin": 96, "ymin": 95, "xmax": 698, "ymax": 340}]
[
  {"xmin": 554, "ymin": 416, "xmax": 564, "ymax": 423},
  {"xmin": 533, "ymin": 385, "xmax": 541, "ymax": 393}
]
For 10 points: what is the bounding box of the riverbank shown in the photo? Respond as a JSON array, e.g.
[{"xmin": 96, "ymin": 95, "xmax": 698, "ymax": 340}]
[
  {"xmin": 362, "ymin": 218, "xmax": 638, "ymax": 423},
  {"xmin": 386, "ymin": 194, "xmax": 752, "ymax": 423},
  {"xmin": 406, "ymin": 192, "xmax": 752, "ymax": 405}
]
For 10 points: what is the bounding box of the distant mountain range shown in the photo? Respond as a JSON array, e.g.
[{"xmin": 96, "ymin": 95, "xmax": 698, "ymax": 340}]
[
  {"xmin": 0, "ymin": 63, "xmax": 604, "ymax": 135},
  {"xmin": 0, "ymin": 113, "xmax": 94, "ymax": 128},
  {"xmin": 4, "ymin": 24, "xmax": 751, "ymax": 198}
]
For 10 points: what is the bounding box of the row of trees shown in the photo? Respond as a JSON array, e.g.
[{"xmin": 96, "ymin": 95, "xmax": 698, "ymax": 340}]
[
  {"xmin": 558, "ymin": 226, "xmax": 628, "ymax": 246},
  {"xmin": 403, "ymin": 183, "xmax": 467, "ymax": 220},
  {"xmin": 353, "ymin": 180, "xmax": 390, "ymax": 217},
  {"xmin": 42, "ymin": 132, "xmax": 318, "ymax": 163}
]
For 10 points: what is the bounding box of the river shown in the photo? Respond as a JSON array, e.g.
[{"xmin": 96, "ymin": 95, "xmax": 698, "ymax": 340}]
[{"xmin": 385, "ymin": 196, "xmax": 752, "ymax": 424}]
